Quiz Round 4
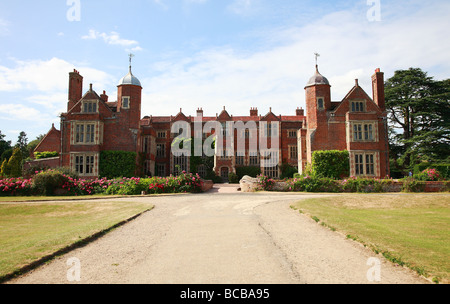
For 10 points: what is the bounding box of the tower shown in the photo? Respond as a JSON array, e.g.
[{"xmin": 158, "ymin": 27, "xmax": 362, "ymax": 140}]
[
  {"xmin": 304, "ymin": 63, "xmax": 331, "ymax": 130},
  {"xmin": 117, "ymin": 54, "xmax": 142, "ymax": 130}
]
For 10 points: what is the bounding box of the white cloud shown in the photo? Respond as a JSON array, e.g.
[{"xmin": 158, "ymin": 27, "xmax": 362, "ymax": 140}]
[
  {"xmin": 82, "ymin": 30, "xmax": 142, "ymax": 49},
  {"xmin": 0, "ymin": 57, "xmax": 115, "ymax": 93},
  {"xmin": 0, "ymin": 103, "xmax": 44, "ymax": 121},
  {"xmin": 140, "ymin": 2, "xmax": 450, "ymax": 118}
]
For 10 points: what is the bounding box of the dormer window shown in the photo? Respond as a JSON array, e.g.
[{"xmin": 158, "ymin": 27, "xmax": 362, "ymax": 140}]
[
  {"xmin": 317, "ymin": 97, "xmax": 324, "ymax": 110},
  {"xmin": 351, "ymin": 101, "xmax": 365, "ymax": 112},
  {"xmin": 122, "ymin": 96, "xmax": 130, "ymax": 109},
  {"xmin": 83, "ymin": 101, "xmax": 98, "ymax": 113}
]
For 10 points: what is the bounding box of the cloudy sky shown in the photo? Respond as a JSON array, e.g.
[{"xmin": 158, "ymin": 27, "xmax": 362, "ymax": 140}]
[{"xmin": 0, "ymin": 0, "xmax": 449, "ymax": 142}]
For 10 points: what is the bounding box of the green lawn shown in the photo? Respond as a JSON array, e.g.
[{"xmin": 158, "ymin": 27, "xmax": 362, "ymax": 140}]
[
  {"xmin": 291, "ymin": 193, "xmax": 450, "ymax": 284},
  {"xmin": 0, "ymin": 200, "xmax": 153, "ymax": 281}
]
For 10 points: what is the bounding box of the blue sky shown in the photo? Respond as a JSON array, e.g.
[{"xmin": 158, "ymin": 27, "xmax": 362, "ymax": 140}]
[{"xmin": 0, "ymin": 0, "xmax": 449, "ymax": 143}]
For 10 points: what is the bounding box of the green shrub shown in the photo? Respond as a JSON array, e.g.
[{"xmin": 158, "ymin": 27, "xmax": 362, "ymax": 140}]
[
  {"xmin": 99, "ymin": 151, "xmax": 137, "ymax": 179},
  {"xmin": 34, "ymin": 151, "xmax": 59, "ymax": 159},
  {"xmin": 311, "ymin": 150, "xmax": 349, "ymax": 179},
  {"xmin": 414, "ymin": 163, "xmax": 449, "ymax": 179},
  {"xmin": 401, "ymin": 177, "xmax": 426, "ymax": 193},
  {"xmin": 413, "ymin": 168, "xmax": 442, "ymax": 181},
  {"xmin": 235, "ymin": 166, "xmax": 261, "ymax": 180},
  {"xmin": 32, "ymin": 170, "xmax": 69, "ymax": 196},
  {"xmin": 293, "ymin": 173, "xmax": 301, "ymax": 179},
  {"xmin": 288, "ymin": 176, "xmax": 341, "ymax": 193},
  {"xmin": 228, "ymin": 172, "xmax": 240, "ymax": 184},
  {"xmin": 280, "ymin": 164, "xmax": 298, "ymax": 179},
  {"xmin": 7, "ymin": 148, "xmax": 23, "ymax": 178},
  {"xmin": 0, "ymin": 159, "xmax": 8, "ymax": 177}
]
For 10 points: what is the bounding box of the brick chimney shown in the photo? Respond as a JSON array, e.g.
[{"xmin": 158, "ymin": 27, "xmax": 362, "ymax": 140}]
[
  {"xmin": 296, "ymin": 107, "xmax": 304, "ymax": 116},
  {"xmin": 250, "ymin": 107, "xmax": 258, "ymax": 117},
  {"xmin": 372, "ymin": 68, "xmax": 385, "ymax": 111},
  {"xmin": 100, "ymin": 90, "xmax": 108, "ymax": 102},
  {"xmin": 68, "ymin": 69, "xmax": 83, "ymax": 111}
]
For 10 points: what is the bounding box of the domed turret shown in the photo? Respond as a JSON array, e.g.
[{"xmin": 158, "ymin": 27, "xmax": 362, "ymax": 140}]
[
  {"xmin": 305, "ymin": 65, "xmax": 330, "ymax": 88},
  {"xmin": 118, "ymin": 67, "xmax": 142, "ymax": 87}
]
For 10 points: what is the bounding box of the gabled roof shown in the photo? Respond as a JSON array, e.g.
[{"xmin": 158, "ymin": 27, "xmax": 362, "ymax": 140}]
[
  {"xmin": 260, "ymin": 108, "xmax": 281, "ymax": 121},
  {"xmin": 172, "ymin": 110, "xmax": 190, "ymax": 122},
  {"xmin": 332, "ymin": 81, "xmax": 382, "ymax": 114},
  {"xmin": 217, "ymin": 107, "xmax": 232, "ymax": 121},
  {"xmin": 66, "ymin": 86, "xmax": 114, "ymax": 116}
]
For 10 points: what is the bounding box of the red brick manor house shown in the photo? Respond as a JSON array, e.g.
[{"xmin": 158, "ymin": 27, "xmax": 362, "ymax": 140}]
[{"xmin": 32, "ymin": 63, "xmax": 390, "ymax": 180}]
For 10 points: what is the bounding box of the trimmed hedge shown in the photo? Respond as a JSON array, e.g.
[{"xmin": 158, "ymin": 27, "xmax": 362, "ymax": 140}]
[
  {"xmin": 99, "ymin": 151, "xmax": 137, "ymax": 179},
  {"xmin": 34, "ymin": 151, "xmax": 59, "ymax": 159},
  {"xmin": 228, "ymin": 172, "xmax": 240, "ymax": 184},
  {"xmin": 311, "ymin": 150, "xmax": 350, "ymax": 179},
  {"xmin": 235, "ymin": 166, "xmax": 261, "ymax": 180}
]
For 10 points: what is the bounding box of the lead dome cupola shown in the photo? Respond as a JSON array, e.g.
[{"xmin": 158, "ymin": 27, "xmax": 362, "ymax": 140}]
[
  {"xmin": 118, "ymin": 66, "xmax": 142, "ymax": 87},
  {"xmin": 305, "ymin": 65, "xmax": 330, "ymax": 87}
]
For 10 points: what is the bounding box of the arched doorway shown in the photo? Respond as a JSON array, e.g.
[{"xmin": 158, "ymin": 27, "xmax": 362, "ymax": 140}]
[{"xmin": 220, "ymin": 167, "xmax": 229, "ymax": 182}]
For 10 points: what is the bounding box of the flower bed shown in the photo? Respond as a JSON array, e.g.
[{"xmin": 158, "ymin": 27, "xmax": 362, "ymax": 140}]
[
  {"xmin": 0, "ymin": 170, "xmax": 204, "ymax": 197},
  {"xmin": 245, "ymin": 175, "xmax": 449, "ymax": 193}
]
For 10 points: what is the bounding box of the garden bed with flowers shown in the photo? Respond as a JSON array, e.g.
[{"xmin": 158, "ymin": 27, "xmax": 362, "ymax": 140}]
[
  {"xmin": 0, "ymin": 169, "xmax": 205, "ymax": 197},
  {"xmin": 248, "ymin": 170, "xmax": 449, "ymax": 193}
]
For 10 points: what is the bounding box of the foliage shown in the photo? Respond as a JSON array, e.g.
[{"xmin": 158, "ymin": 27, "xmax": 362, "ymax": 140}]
[
  {"xmin": 413, "ymin": 168, "xmax": 441, "ymax": 181},
  {"xmin": 99, "ymin": 151, "xmax": 137, "ymax": 179},
  {"xmin": 228, "ymin": 172, "xmax": 240, "ymax": 184},
  {"xmin": 0, "ymin": 131, "xmax": 12, "ymax": 162},
  {"xmin": 34, "ymin": 151, "xmax": 59, "ymax": 159},
  {"xmin": 401, "ymin": 177, "xmax": 426, "ymax": 193},
  {"xmin": 339, "ymin": 177, "xmax": 395, "ymax": 193},
  {"xmin": 256, "ymin": 174, "xmax": 276, "ymax": 191},
  {"xmin": 206, "ymin": 171, "xmax": 223, "ymax": 184},
  {"xmin": 287, "ymin": 175, "xmax": 341, "ymax": 193},
  {"xmin": 235, "ymin": 166, "xmax": 261, "ymax": 180},
  {"xmin": 280, "ymin": 164, "xmax": 298, "ymax": 179},
  {"xmin": 105, "ymin": 172, "xmax": 204, "ymax": 195},
  {"xmin": 0, "ymin": 159, "xmax": 8, "ymax": 177},
  {"xmin": 1, "ymin": 170, "xmax": 205, "ymax": 197},
  {"xmin": 414, "ymin": 163, "xmax": 449, "ymax": 179},
  {"xmin": 32, "ymin": 170, "xmax": 70, "ymax": 196},
  {"xmin": 385, "ymin": 68, "xmax": 450, "ymax": 172},
  {"xmin": 311, "ymin": 150, "xmax": 350, "ymax": 179},
  {"xmin": 6, "ymin": 148, "xmax": 23, "ymax": 178},
  {"xmin": 15, "ymin": 131, "xmax": 29, "ymax": 160},
  {"xmin": 0, "ymin": 177, "xmax": 33, "ymax": 196},
  {"xmin": 26, "ymin": 134, "xmax": 45, "ymax": 156}
]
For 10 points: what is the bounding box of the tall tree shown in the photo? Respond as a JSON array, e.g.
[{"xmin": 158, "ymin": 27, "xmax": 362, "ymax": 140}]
[
  {"xmin": 15, "ymin": 131, "xmax": 29, "ymax": 160},
  {"xmin": 27, "ymin": 134, "xmax": 45, "ymax": 157},
  {"xmin": 0, "ymin": 131, "xmax": 12, "ymax": 161},
  {"xmin": 385, "ymin": 68, "xmax": 450, "ymax": 172},
  {"xmin": 7, "ymin": 148, "xmax": 23, "ymax": 178}
]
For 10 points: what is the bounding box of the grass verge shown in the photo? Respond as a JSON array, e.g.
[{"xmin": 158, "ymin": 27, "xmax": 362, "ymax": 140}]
[
  {"xmin": 0, "ymin": 200, "xmax": 153, "ymax": 282},
  {"xmin": 291, "ymin": 193, "xmax": 450, "ymax": 284}
]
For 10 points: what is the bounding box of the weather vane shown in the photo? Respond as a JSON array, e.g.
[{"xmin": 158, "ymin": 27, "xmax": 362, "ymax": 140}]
[
  {"xmin": 129, "ymin": 53, "xmax": 135, "ymax": 71},
  {"xmin": 314, "ymin": 52, "xmax": 320, "ymax": 66}
]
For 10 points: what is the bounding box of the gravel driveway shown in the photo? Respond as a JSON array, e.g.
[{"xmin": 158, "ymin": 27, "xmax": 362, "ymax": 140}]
[{"xmin": 7, "ymin": 186, "xmax": 429, "ymax": 284}]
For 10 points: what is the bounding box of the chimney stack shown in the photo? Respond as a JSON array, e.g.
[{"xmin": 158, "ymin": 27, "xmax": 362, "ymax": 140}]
[
  {"xmin": 100, "ymin": 90, "xmax": 108, "ymax": 102},
  {"xmin": 197, "ymin": 107, "xmax": 203, "ymax": 117},
  {"xmin": 68, "ymin": 69, "xmax": 83, "ymax": 111},
  {"xmin": 250, "ymin": 107, "xmax": 258, "ymax": 117},
  {"xmin": 372, "ymin": 68, "xmax": 385, "ymax": 111},
  {"xmin": 296, "ymin": 107, "xmax": 304, "ymax": 116}
]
